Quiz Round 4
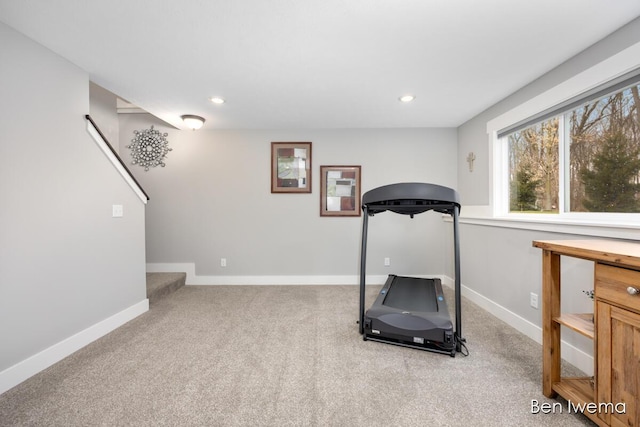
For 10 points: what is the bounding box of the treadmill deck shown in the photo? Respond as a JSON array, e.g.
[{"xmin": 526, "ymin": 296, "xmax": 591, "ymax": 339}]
[{"xmin": 363, "ymin": 275, "xmax": 455, "ymax": 355}]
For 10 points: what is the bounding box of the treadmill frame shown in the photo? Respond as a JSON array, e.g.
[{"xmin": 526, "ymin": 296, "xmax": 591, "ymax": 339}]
[{"xmin": 358, "ymin": 182, "xmax": 463, "ymax": 354}]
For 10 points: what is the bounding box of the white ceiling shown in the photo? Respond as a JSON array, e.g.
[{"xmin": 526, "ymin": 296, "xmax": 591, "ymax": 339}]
[{"xmin": 2, "ymin": 1, "xmax": 640, "ymax": 130}]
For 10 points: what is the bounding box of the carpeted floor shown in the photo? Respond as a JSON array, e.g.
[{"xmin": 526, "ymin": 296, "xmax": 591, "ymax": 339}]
[
  {"xmin": 0, "ymin": 285, "xmax": 594, "ymax": 426},
  {"xmin": 145, "ymin": 272, "xmax": 186, "ymax": 305}
]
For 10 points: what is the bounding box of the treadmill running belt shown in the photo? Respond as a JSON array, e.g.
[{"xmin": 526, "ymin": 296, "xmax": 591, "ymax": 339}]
[{"xmin": 383, "ymin": 276, "xmax": 438, "ymax": 313}]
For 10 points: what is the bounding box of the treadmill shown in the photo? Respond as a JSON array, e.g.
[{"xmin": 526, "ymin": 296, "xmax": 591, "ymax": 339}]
[{"xmin": 358, "ymin": 182, "xmax": 463, "ymax": 356}]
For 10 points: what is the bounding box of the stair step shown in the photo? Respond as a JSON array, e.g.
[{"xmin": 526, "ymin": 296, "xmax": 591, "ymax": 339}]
[{"xmin": 146, "ymin": 272, "xmax": 186, "ymax": 305}]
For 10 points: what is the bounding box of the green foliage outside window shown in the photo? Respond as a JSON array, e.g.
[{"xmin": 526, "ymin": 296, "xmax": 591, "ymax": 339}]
[
  {"xmin": 510, "ymin": 170, "xmax": 541, "ymax": 211},
  {"xmin": 581, "ymin": 132, "xmax": 640, "ymax": 212},
  {"xmin": 506, "ymin": 83, "xmax": 640, "ymax": 214}
]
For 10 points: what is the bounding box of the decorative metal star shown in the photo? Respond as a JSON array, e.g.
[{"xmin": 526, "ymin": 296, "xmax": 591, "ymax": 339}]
[{"xmin": 126, "ymin": 126, "xmax": 171, "ymax": 171}]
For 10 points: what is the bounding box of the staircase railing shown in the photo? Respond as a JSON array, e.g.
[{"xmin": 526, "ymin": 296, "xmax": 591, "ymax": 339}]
[{"xmin": 85, "ymin": 115, "xmax": 149, "ymax": 203}]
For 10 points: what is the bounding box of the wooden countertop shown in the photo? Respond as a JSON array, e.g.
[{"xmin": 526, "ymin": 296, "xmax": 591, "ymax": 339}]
[{"xmin": 532, "ymin": 239, "xmax": 640, "ymax": 269}]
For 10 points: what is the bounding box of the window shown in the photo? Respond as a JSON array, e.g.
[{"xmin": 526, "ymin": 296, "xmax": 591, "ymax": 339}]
[
  {"xmin": 508, "ymin": 118, "xmax": 559, "ymax": 213},
  {"xmin": 502, "ymin": 74, "xmax": 640, "ymax": 215}
]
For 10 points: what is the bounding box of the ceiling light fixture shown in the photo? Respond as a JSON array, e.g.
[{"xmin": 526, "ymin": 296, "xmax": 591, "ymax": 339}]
[
  {"xmin": 181, "ymin": 115, "xmax": 205, "ymax": 130},
  {"xmin": 209, "ymin": 97, "xmax": 225, "ymax": 104},
  {"xmin": 399, "ymin": 95, "xmax": 416, "ymax": 103}
]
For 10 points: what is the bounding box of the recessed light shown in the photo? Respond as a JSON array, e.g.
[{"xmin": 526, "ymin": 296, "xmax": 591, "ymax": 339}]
[
  {"xmin": 399, "ymin": 95, "xmax": 415, "ymax": 103},
  {"xmin": 209, "ymin": 97, "xmax": 225, "ymax": 104}
]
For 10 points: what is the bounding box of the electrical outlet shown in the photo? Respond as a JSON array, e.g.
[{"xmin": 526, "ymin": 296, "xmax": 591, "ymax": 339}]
[
  {"xmin": 112, "ymin": 204, "xmax": 123, "ymax": 217},
  {"xmin": 384, "ymin": 257, "xmax": 390, "ymax": 266},
  {"xmin": 221, "ymin": 258, "xmax": 227, "ymax": 267},
  {"xmin": 530, "ymin": 292, "xmax": 539, "ymax": 309}
]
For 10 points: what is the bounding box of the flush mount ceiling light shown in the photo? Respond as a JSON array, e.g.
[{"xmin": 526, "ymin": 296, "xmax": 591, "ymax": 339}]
[
  {"xmin": 209, "ymin": 97, "xmax": 225, "ymax": 104},
  {"xmin": 181, "ymin": 115, "xmax": 205, "ymax": 130},
  {"xmin": 399, "ymin": 95, "xmax": 416, "ymax": 103}
]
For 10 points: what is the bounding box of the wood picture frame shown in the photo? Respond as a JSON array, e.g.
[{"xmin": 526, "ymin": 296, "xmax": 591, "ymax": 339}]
[
  {"xmin": 320, "ymin": 165, "xmax": 361, "ymax": 217},
  {"xmin": 271, "ymin": 142, "xmax": 312, "ymax": 193}
]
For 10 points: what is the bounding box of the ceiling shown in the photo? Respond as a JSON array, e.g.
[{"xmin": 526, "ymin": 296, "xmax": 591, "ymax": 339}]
[{"xmin": 2, "ymin": 1, "xmax": 640, "ymax": 130}]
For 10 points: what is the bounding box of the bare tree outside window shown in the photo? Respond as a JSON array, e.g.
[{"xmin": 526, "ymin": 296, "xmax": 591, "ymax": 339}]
[
  {"xmin": 505, "ymin": 82, "xmax": 640, "ymax": 214},
  {"xmin": 508, "ymin": 118, "xmax": 559, "ymax": 213},
  {"xmin": 570, "ymin": 86, "xmax": 640, "ymax": 212}
]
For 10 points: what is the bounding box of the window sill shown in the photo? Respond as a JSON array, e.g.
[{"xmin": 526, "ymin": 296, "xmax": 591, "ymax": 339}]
[{"xmin": 451, "ymin": 205, "xmax": 640, "ymax": 240}]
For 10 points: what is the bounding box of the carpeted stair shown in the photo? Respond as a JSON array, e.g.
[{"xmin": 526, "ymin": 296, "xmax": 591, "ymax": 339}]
[{"xmin": 146, "ymin": 272, "xmax": 186, "ymax": 305}]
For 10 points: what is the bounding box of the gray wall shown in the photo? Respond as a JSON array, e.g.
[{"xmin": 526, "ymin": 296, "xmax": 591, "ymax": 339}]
[
  {"xmin": 89, "ymin": 82, "xmax": 120, "ymax": 154},
  {"xmin": 457, "ymin": 17, "xmax": 640, "ymax": 206},
  {"xmin": 119, "ymin": 113, "xmax": 458, "ymax": 280},
  {"xmin": 455, "ymin": 17, "xmax": 640, "ymax": 359},
  {"xmin": 0, "ymin": 23, "xmax": 147, "ymax": 372}
]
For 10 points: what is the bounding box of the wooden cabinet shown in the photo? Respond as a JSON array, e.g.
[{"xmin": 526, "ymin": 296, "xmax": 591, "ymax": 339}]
[
  {"xmin": 533, "ymin": 240, "xmax": 640, "ymax": 427},
  {"xmin": 595, "ymin": 263, "xmax": 640, "ymax": 427}
]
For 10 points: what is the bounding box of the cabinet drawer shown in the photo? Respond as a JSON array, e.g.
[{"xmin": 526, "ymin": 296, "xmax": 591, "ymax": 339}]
[{"xmin": 595, "ymin": 263, "xmax": 640, "ymax": 312}]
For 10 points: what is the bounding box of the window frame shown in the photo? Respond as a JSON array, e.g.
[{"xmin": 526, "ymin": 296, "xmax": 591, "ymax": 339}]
[{"xmin": 484, "ymin": 40, "xmax": 640, "ymax": 234}]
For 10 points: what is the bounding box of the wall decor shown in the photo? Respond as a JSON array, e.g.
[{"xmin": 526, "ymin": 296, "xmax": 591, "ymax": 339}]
[
  {"xmin": 320, "ymin": 165, "xmax": 361, "ymax": 216},
  {"xmin": 127, "ymin": 126, "xmax": 171, "ymax": 171},
  {"xmin": 271, "ymin": 142, "xmax": 312, "ymax": 193},
  {"xmin": 466, "ymin": 151, "xmax": 476, "ymax": 172}
]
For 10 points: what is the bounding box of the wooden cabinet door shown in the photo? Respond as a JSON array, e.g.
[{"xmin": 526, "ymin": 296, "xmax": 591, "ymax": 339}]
[{"xmin": 597, "ymin": 301, "xmax": 640, "ymax": 427}]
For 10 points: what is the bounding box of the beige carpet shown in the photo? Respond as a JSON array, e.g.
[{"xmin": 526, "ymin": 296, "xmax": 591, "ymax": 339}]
[
  {"xmin": 146, "ymin": 272, "xmax": 186, "ymax": 305},
  {"xmin": 0, "ymin": 285, "xmax": 594, "ymax": 426}
]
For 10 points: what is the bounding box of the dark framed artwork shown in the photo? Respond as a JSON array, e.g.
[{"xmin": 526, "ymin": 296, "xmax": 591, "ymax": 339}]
[
  {"xmin": 320, "ymin": 165, "xmax": 361, "ymax": 217},
  {"xmin": 271, "ymin": 142, "xmax": 312, "ymax": 193}
]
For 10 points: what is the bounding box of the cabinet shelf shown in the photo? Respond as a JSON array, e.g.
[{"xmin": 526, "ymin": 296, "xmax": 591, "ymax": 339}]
[
  {"xmin": 553, "ymin": 313, "xmax": 594, "ymax": 339},
  {"xmin": 553, "ymin": 378, "xmax": 606, "ymax": 427},
  {"xmin": 552, "ymin": 377, "xmax": 594, "ymax": 405}
]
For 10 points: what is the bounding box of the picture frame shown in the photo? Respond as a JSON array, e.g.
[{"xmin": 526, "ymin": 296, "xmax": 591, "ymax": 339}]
[
  {"xmin": 320, "ymin": 165, "xmax": 362, "ymax": 217},
  {"xmin": 271, "ymin": 142, "xmax": 312, "ymax": 193}
]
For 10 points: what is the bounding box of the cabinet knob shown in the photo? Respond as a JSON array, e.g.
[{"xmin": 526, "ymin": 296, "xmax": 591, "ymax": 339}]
[{"xmin": 627, "ymin": 286, "xmax": 640, "ymax": 295}]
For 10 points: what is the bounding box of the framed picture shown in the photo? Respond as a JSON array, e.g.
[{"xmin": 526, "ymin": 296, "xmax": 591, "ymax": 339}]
[
  {"xmin": 320, "ymin": 165, "xmax": 361, "ymax": 217},
  {"xmin": 271, "ymin": 142, "xmax": 312, "ymax": 193}
]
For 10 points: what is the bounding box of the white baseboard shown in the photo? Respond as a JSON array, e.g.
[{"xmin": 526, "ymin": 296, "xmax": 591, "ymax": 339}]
[
  {"xmin": 441, "ymin": 276, "xmax": 594, "ymax": 375},
  {"xmin": 147, "ymin": 263, "xmax": 448, "ymax": 286},
  {"xmin": 147, "ymin": 262, "xmax": 404, "ymax": 285},
  {"xmin": 188, "ymin": 275, "xmax": 369, "ymax": 285},
  {"xmin": 0, "ymin": 299, "xmax": 149, "ymax": 395}
]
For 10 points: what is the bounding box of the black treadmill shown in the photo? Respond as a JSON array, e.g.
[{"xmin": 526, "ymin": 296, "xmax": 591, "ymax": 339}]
[{"xmin": 358, "ymin": 182, "xmax": 463, "ymax": 356}]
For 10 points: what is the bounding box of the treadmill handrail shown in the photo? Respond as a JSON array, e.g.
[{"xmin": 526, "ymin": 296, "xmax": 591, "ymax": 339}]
[
  {"xmin": 362, "ymin": 182, "xmax": 460, "ymax": 216},
  {"xmin": 365, "ymin": 201, "xmax": 456, "ymax": 216}
]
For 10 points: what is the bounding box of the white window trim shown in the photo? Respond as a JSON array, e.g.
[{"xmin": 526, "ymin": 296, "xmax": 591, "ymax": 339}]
[{"xmin": 476, "ymin": 39, "xmax": 640, "ymax": 238}]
